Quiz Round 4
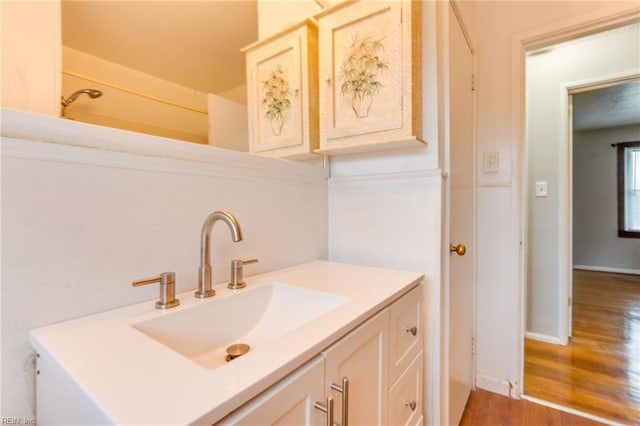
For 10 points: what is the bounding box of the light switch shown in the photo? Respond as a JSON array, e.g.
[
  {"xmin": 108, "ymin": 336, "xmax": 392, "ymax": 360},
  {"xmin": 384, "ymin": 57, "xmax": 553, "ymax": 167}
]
[
  {"xmin": 483, "ymin": 152, "xmax": 499, "ymax": 173},
  {"xmin": 535, "ymin": 181, "xmax": 548, "ymax": 197}
]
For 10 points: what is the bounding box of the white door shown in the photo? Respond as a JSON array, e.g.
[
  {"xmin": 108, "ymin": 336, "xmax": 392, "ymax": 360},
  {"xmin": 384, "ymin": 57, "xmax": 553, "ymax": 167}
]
[{"xmin": 448, "ymin": 4, "xmax": 475, "ymax": 425}]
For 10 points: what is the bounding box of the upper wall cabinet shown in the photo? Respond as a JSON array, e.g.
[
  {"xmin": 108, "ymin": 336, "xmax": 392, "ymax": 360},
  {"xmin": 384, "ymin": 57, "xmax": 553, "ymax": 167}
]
[
  {"xmin": 315, "ymin": 0, "xmax": 425, "ymax": 155},
  {"xmin": 243, "ymin": 20, "xmax": 319, "ymax": 161}
]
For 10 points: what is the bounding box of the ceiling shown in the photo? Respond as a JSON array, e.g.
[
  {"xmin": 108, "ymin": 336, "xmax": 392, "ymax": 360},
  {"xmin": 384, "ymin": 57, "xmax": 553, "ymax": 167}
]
[
  {"xmin": 573, "ymin": 80, "xmax": 640, "ymax": 131},
  {"xmin": 62, "ymin": 1, "xmax": 258, "ymax": 94}
]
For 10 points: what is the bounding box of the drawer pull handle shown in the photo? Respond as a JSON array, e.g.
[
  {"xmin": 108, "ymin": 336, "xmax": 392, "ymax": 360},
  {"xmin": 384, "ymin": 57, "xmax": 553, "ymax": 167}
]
[
  {"xmin": 405, "ymin": 400, "xmax": 417, "ymax": 411},
  {"xmin": 331, "ymin": 377, "xmax": 349, "ymax": 426},
  {"xmin": 314, "ymin": 396, "xmax": 334, "ymax": 426},
  {"xmin": 406, "ymin": 326, "xmax": 418, "ymax": 336}
]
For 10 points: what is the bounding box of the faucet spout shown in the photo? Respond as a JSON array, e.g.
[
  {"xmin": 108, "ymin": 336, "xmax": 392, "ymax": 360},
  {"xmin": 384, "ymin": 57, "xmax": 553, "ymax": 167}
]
[{"xmin": 196, "ymin": 210, "xmax": 243, "ymax": 298}]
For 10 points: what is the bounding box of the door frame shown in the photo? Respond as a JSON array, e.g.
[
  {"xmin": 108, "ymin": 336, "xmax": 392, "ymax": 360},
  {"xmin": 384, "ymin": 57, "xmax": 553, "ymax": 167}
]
[
  {"xmin": 512, "ymin": 7, "xmax": 640, "ymax": 397},
  {"xmin": 561, "ymin": 74, "xmax": 640, "ymax": 343}
]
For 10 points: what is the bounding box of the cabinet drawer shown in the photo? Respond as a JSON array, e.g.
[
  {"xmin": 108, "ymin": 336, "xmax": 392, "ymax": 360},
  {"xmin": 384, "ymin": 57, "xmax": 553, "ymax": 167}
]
[
  {"xmin": 388, "ymin": 351, "xmax": 423, "ymax": 426},
  {"xmin": 388, "ymin": 285, "xmax": 422, "ymax": 384}
]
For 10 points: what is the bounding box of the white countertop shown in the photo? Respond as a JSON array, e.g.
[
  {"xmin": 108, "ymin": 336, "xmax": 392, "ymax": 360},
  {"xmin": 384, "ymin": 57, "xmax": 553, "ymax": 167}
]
[{"xmin": 30, "ymin": 260, "xmax": 423, "ymax": 425}]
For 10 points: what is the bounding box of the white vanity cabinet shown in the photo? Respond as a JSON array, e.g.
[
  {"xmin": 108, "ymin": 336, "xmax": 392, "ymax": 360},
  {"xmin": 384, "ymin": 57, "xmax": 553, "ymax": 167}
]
[
  {"xmin": 31, "ymin": 261, "xmax": 424, "ymax": 425},
  {"xmin": 315, "ymin": 0, "xmax": 425, "ymax": 155},
  {"xmin": 220, "ymin": 285, "xmax": 422, "ymax": 426},
  {"xmin": 242, "ymin": 20, "xmax": 319, "ymax": 161}
]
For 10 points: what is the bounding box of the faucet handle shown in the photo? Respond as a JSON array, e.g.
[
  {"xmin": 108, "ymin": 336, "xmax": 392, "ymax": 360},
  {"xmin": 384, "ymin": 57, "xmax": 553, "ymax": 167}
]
[
  {"xmin": 228, "ymin": 259, "xmax": 258, "ymax": 290},
  {"xmin": 132, "ymin": 272, "xmax": 180, "ymax": 309}
]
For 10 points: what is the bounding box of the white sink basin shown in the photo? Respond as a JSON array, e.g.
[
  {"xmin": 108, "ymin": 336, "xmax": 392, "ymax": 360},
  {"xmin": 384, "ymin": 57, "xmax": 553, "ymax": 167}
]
[{"xmin": 132, "ymin": 282, "xmax": 348, "ymax": 369}]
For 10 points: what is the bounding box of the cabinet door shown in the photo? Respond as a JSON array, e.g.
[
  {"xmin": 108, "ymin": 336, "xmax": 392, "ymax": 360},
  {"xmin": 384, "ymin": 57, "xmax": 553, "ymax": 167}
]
[
  {"xmin": 244, "ymin": 21, "xmax": 318, "ymax": 159},
  {"xmin": 316, "ymin": 0, "xmax": 423, "ymax": 154},
  {"xmin": 219, "ymin": 356, "xmax": 325, "ymax": 425},
  {"xmin": 323, "ymin": 309, "xmax": 389, "ymax": 426}
]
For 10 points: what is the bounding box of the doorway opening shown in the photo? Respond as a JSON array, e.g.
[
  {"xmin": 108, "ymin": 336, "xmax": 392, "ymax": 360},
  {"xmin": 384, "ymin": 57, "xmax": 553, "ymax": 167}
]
[{"xmin": 522, "ymin": 22, "xmax": 640, "ymax": 424}]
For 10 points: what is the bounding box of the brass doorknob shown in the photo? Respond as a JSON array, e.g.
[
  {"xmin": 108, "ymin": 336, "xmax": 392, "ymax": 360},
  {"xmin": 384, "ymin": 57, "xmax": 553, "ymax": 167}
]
[{"xmin": 450, "ymin": 243, "xmax": 466, "ymax": 256}]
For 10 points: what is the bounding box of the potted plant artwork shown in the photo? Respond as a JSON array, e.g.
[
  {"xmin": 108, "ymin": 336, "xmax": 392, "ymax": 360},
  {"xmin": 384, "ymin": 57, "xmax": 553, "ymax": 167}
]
[
  {"xmin": 339, "ymin": 33, "xmax": 388, "ymax": 118},
  {"xmin": 262, "ymin": 65, "xmax": 291, "ymax": 136}
]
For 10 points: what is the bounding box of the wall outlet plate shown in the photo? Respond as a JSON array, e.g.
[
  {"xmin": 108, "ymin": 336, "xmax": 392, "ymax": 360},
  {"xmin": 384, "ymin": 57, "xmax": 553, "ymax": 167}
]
[{"xmin": 535, "ymin": 181, "xmax": 548, "ymax": 197}]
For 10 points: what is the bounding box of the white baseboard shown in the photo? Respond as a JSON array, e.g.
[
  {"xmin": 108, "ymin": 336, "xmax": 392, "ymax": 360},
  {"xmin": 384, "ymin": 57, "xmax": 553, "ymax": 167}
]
[
  {"xmin": 525, "ymin": 332, "xmax": 565, "ymax": 345},
  {"xmin": 573, "ymin": 265, "xmax": 640, "ymax": 275},
  {"xmin": 475, "ymin": 374, "xmax": 514, "ymax": 397}
]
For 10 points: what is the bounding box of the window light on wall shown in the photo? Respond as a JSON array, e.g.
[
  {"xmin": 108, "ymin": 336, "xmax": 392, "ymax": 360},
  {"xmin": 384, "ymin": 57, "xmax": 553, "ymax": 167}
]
[{"xmin": 617, "ymin": 141, "xmax": 640, "ymax": 237}]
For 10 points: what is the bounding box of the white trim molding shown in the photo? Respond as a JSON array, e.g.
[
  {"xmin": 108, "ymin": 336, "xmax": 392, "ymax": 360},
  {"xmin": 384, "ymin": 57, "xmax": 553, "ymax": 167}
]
[
  {"xmin": 328, "ymin": 168, "xmax": 444, "ymax": 186},
  {"xmin": 475, "ymin": 374, "xmax": 515, "ymax": 398},
  {"xmin": 525, "ymin": 332, "xmax": 565, "ymax": 346},
  {"xmin": 1, "ymin": 109, "xmax": 329, "ymax": 184}
]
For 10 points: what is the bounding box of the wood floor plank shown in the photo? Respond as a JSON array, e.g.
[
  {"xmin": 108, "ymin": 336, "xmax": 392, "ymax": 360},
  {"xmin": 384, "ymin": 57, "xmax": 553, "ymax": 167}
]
[
  {"xmin": 524, "ymin": 270, "xmax": 640, "ymax": 425},
  {"xmin": 459, "ymin": 390, "xmax": 607, "ymax": 426}
]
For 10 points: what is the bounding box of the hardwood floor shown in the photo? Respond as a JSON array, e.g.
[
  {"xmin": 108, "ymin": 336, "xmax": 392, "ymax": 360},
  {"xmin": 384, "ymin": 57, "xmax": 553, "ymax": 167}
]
[
  {"xmin": 460, "ymin": 389, "xmax": 607, "ymax": 425},
  {"xmin": 524, "ymin": 270, "xmax": 640, "ymax": 425}
]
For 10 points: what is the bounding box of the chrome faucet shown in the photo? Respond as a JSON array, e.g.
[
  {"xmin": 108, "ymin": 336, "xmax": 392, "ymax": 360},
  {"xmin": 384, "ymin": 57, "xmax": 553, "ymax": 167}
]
[{"xmin": 196, "ymin": 210, "xmax": 243, "ymax": 298}]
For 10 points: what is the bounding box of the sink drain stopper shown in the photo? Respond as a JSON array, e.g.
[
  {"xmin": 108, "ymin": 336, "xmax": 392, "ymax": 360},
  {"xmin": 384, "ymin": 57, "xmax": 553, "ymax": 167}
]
[{"xmin": 225, "ymin": 343, "xmax": 250, "ymax": 362}]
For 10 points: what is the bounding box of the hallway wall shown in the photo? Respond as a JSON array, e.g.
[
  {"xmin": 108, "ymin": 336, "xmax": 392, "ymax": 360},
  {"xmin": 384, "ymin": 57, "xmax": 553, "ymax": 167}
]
[
  {"xmin": 525, "ymin": 24, "xmax": 639, "ymax": 339},
  {"xmin": 573, "ymin": 124, "xmax": 640, "ymax": 273},
  {"xmin": 473, "ymin": 0, "xmax": 639, "ymax": 395}
]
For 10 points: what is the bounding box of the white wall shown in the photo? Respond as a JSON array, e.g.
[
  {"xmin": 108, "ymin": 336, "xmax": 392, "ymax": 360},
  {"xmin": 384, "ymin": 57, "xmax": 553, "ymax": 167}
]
[
  {"xmin": 207, "ymin": 94, "xmax": 249, "ymax": 152},
  {"xmin": 328, "ymin": 2, "xmax": 446, "ymax": 424},
  {"xmin": 217, "ymin": 84, "xmax": 248, "ymax": 106},
  {"xmin": 1, "ymin": 0, "xmax": 60, "ymax": 116},
  {"xmin": 526, "ymin": 24, "xmax": 639, "ymax": 338},
  {"xmin": 473, "ymin": 0, "xmax": 639, "ymax": 396},
  {"xmin": 573, "ymin": 124, "xmax": 640, "ymax": 273},
  {"xmin": 0, "ymin": 110, "xmax": 328, "ymax": 419},
  {"xmin": 329, "ymin": 171, "xmax": 444, "ymax": 423}
]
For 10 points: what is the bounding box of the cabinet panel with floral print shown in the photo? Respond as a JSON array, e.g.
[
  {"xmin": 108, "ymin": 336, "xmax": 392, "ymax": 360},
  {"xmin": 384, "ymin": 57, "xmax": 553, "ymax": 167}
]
[
  {"xmin": 244, "ymin": 20, "xmax": 319, "ymax": 160},
  {"xmin": 316, "ymin": 1, "xmax": 425, "ymax": 155}
]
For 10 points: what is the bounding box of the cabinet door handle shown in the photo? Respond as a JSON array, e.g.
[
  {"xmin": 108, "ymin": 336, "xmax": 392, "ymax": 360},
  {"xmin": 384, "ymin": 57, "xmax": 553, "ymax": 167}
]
[
  {"xmin": 314, "ymin": 395, "xmax": 334, "ymax": 426},
  {"xmin": 405, "ymin": 400, "xmax": 417, "ymax": 411},
  {"xmin": 406, "ymin": 326, "xmax": 418, "ymax": 336},
  {"xmin": 331, "ymin": 377, "xmax": 349, "ymax": 426}
]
